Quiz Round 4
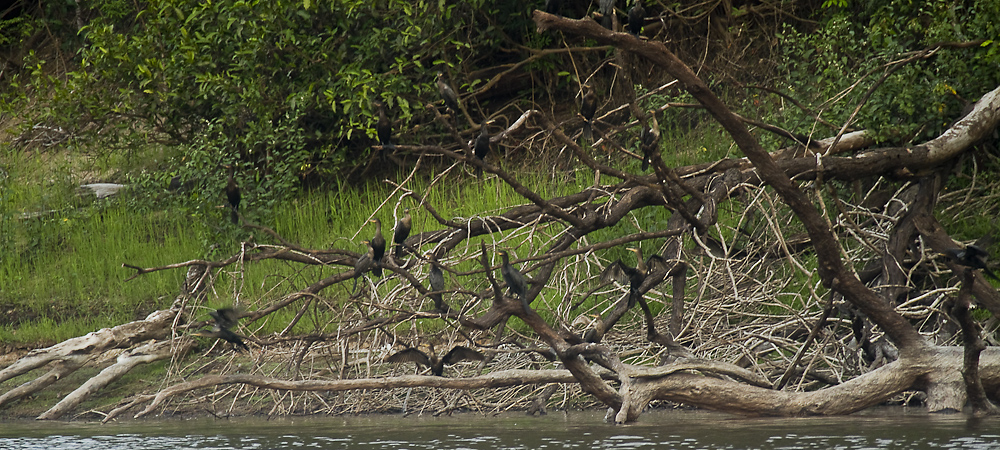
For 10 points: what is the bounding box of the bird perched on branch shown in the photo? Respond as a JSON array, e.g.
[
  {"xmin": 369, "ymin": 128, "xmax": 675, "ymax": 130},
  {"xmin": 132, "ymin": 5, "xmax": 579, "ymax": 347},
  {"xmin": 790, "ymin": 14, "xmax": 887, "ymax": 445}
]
[
  {"xmin": 473, "ymin": 120, "xmax": 491, "ymax": 176},
  {"xmin": 628, "ymin": 0, "xmax": 644, "ymax": 37},
  {"xmin": 374, "ymin": 98, "xmax": 394, "ymax": 150},
  {"xmin": 436, "ymin": 72, "xmax": 461, "ymax": 117},
  {"xmin": 498, "ymin": 250, "xmax": 530, "ymax": 312},
  {"xmin": 599, "ymin": 0, "xmax": 615, "ymax": 29},
  {"xmin": 386, "ymin": 345, "xmax": 484, "ymax": 376},
  {"xmin": 427, "ymin": 254, "xmax": 449, "ymax": 312},
  {"xmin": 580, "ymin": 85, "xmax": 597, "ymax": 144},
  {"xmin": 393, "ymin": 208, "xmax": 412, "ymax": 259},
  {"xmin": 603, "ymin": 247, "xmax": 665, "ymax": 308},
  {"xmin": 945, "ymin": 235, "xmax": 1000, "ymax": 282},
  {"xmin": 640, "ymin": 109, "xmax": 660, "ymax": 171},
  {"xmin": 223, "ymin": 164, "xmax": 241, "ymax": 224},
  {"xmin": 192, "ymin": 307, "xmax": 249, "ymax": 352},
  {"xmin": 370, "ymin": 218, "xmax": 385, "ymax": 277},
  {"xmin": 352, "ymin": 240, "xmax": 376, "ymax": 296}
]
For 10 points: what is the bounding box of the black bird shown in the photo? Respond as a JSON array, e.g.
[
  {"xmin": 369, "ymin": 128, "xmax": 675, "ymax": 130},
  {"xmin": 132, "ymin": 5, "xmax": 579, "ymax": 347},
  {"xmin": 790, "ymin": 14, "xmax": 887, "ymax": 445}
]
[
  {"xmin": 580, "ymin": 86, "xmax": 597, "ymax": 143},
  {"xmin": 436, "ymin": 72, "xmax": 461, "ymax": 117},
  {"xmin": 370, "ymin": 218, "xmax": 385, "ymax": 277},
  {"xmin": 386, "ymin": 345, "xmax": 484, "ymax": 376},
  {"xmin": 603, "ymin": 247, "xmax": 665, "ymax": 308},
  {"xmin": 374, "ymin": 98, "xmax": 394, "ymax": 150},
  {"xmin": 352, "ymin": 240, "xmax": 376, "ymax": 296},
  {"xmin": 224, "ymin": 164, "xmax": 241, "ymax": 224},
  {"xmin": 639, "ymin": 109, "xmax": 660, "ymax": 171},
  {"xmin": 192, "ymin": 307, "xmax": 249, "ymax": 352},
  {"xmin": 427, "ymin": 254, "xmax": 449, "ymax": 312},
  {"xmin": 628, "ymin": 1, "xmax": 644, "ymax": 37},
  {"xmin": 599, "ymin": 0, "xmax": 615, "ymax": 29},
  {"xmin": 168, "ymin": 174, "xmax": 182, "ymax": 191},
  {"xmin": 393, "ymin": 209, "xmax": 412, "ymax": 259},
  {"xmin": 498, "ymin": 250, "xmax": 529, "ymax": 311},
  {"xmin": 473, "ymin": 120, "xmax": 491, "ymax": 176},
  {"xmin": 544, "ymin": 0, "xmax": 561, "ymax": 16},
  {"xmin": 945, "ymin": 236, "xmax": 1000, "ymax": 282}
]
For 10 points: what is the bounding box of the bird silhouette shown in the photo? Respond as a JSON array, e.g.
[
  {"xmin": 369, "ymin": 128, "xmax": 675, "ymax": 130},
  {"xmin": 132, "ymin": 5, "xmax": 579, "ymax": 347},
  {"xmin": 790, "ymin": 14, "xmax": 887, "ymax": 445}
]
[
  {"xmin": 370, "ymin": 218, "xmax": 385, "ymax": 277},
  {"xmin": 473, "ymin": 120, "xmax": 491, "ymax": 176},
  {"xmin": 436, "ymin": 72, "xmax": 461, "ymax": 117},
  {"xmin": 945, "ymin": 235, "xmax": 1000, "ymax": 282},
  {"xmin": 639, "ymin": 110, "xmax": 660, "ymax": 171},
  {"xmin": 427, "ymin": 254, "xmax": 449, "ymax": 312},
  {"xmin": 599, "ymin": 0, "xmax": 615, "ymax": 29},
  {"xmin": 192, "ymin": 307, "xmax": 249, "ymax": 352},
  {"xmin": 224, "ymin": 164, "xmax": 241, "ymax": 224},
  {"xmin": 374, "ymin": 98, "xmax": 394, "ymax": 150},
  {"xmin": 393, "ymin": 209, "xmax": 412, "ymax": 259},
  {"xmin": 628, "ymin": 1, "xmax": 644, "ymax": 37},
  {"xmin": 386, "ymin": 345, "xmax": 484, "ymax": 376},
  {"xmin": 498, "ymin": 250, "xmax": 530, "ymax": 312},
  {"xmin": 352, "ymin": 240, "xmax": 376, "ymax": 296},
  {"xmin": 603, "ymin": 247, "xmax": 665, "ymax": 308}
]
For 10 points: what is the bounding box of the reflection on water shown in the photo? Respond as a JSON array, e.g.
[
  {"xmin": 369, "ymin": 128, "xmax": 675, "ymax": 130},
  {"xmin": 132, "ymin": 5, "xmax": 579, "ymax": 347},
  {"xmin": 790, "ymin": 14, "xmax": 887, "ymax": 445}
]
[{"xmin": 1, "ymin": 408, "xmax": 998, "ymax": 449}]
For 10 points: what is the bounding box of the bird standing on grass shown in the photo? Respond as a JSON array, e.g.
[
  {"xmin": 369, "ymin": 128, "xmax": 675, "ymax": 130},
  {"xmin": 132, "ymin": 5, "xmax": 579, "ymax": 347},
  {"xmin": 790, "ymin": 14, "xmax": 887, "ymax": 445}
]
[
  {"xmin": 386, "ymin": 345, "xmax": 484, "ymax": 376},
  {"xmin": 224, "ymin": 164, "xmax": 241, "ymax": 224},
  {"xmin": 192, "ymin": 307, "xmax": 249, "ymax": 352},
  {"xmin": 370, "ymin": 218, "xmax": 385, "ymax": 277}
]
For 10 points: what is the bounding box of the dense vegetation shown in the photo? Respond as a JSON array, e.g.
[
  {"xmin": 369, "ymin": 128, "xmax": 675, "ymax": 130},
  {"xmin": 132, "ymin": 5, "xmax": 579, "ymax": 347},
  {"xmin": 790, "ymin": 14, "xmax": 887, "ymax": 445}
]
[{"xmin": 1, "ymin": 0, "xmax": 999, "ymax": 420}]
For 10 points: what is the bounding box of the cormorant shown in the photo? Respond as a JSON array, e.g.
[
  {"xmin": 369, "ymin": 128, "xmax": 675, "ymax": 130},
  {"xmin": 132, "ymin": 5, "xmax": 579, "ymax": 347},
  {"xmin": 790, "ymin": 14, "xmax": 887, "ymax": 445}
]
[
  {"xmin": 580, "ymin": 86, "xmax": 597, "ymax": 143},
  {"xmin": 473, "ymin": 120, "xmax": 491, "ymax": 176},
  {"xmin": 192, "ymin": 307, "xmax": 249, "ymax": 352},
  {"xmin": 386, "ymin": 345, "xmax": 484, "ymax": 376},
  {"xmin": 370, "ymin": 218, "xmax": 385, "ymax": 277},
  {"xmin": 436, "ymin": 72, "xmax": 461, "ymax": 117},
  {"xmin": 224, "ymin": 164, "xmax": 241, "ymax": 224},
  {"xmin": 945, "ymin": 236, "xmax": 1000, "ymax": 282},
  {"xmin": 628, "ymin": 1, "xmax": 644, "ymax": 37},
  {"xmin": 498, "ymin": 250, "xmax": 529, "ymax": 311},
  {"xmin": 352, "ymin": 240, "xmax": 376, "ymax": 296},
  {"xmin": 599, "ymin": 0, "xmax": 615, "ymax": 29},
  {"xmin": 393, "ymin": 208, "xmax": 412, "ymax": 258},
  {"xmin": 374, "ymin": 98, "xmax": 394, "ymax": 150},
  {"xmin": 639, "ymin": 109, "xmax": 660, "ymax": 171},
  {"xmin": 428, "ymin": 254, "xmax": 449, "ymax": 312},
  {"xmin": 603, "ymin": 247, "xmax": 665, "ymax": 308}
]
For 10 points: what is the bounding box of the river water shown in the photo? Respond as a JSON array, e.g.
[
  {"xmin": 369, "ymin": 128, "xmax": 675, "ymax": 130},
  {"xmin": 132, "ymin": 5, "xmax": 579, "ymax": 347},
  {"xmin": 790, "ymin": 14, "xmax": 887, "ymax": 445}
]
[{"xmin": 1, "ymin": 408, "xmax": 997, "ymax": 449}]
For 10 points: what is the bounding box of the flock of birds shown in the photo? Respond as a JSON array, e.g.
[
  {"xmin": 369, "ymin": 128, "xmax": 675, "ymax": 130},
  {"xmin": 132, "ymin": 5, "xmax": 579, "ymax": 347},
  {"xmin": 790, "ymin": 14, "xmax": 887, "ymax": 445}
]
[{"xmin": 188, "ymin": 0, "xmax": 1000, "ymax": 378}]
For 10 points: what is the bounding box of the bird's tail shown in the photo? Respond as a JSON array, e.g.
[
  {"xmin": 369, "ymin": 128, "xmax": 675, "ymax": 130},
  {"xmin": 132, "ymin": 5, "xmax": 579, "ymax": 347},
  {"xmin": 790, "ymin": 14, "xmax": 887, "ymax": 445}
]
[
  {"xmin": 641, "ymin": 156, "xmax": 650, "ymax": 171},
  {"xmin": 627, "ymin": 289, "xmax": 640, "ymax": 308},
  {"xmin": 372, "ymin": 264, "xmax": 383, "ymax": 277},
  {"xmin": 582, "ymin": 121, "xmax": 593, "ymax": 143},
  {"xmin": 602, "ymin": 14, "xmax": 613, "ymax": 29},
  {"xmin": 230, "ymin": 207, "xmax": 239, "ymax": 224}
]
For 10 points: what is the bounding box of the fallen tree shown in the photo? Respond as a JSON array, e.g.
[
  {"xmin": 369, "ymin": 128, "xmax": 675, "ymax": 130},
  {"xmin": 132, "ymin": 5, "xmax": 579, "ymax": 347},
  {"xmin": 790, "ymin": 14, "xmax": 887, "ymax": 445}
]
[{"xmin": 3, "ymin": 11, "xmax": 1000, "ymax": 424}]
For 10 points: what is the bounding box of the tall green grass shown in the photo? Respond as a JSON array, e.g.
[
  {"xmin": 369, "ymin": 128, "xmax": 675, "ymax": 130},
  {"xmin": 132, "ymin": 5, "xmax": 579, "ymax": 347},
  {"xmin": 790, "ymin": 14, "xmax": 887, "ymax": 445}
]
[{"xmin": 1, "ymin": 119, "xmax": 742, "ymax": 346}]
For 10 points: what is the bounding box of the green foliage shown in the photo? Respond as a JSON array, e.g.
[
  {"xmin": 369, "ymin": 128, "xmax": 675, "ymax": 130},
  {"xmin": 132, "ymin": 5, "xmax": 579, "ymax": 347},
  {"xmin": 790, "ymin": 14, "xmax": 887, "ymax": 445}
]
[{"xmin": 772, "ymin": 0, "xmax": 1000, "ymax": 147}]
